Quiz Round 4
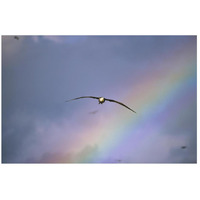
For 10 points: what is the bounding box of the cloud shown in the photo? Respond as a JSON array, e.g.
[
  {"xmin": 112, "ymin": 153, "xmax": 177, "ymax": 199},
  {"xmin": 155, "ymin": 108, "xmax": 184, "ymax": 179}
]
[
  {"xmin": 31, "ymin": 36, "xmax": 87, "ymax": 44},
  {"xmin": 2, "ymin": 110, "xmax": 66, "ymax": 163},
  {"xmin": 2, "ymin": 105, "xmax": 101, "ymax": 163},
  {"xmin": 2, "ymin": 36, "xmax": 24, "ymax": 66},
  {"xmin": 32, "ymin": 36, "xmax": 39, "ymax": 43},
  {"xmin": 43, "ymin": 36, "xmax": 63, "ymax": 43},
  {"xmin": 30, "ymin": 152, "xmax": 74, "ymax": 163},
  {"xmin": 2, "ymin": 35, "xmax": 196, "ymax": 163},
  {"xmin": 27, "ymin": 144, "xmax": 99, "ymax": 163}
]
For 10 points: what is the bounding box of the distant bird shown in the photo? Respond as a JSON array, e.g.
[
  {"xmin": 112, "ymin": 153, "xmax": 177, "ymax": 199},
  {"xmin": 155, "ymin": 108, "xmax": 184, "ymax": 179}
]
[
  {"xmin": 14, "ymin": 36, "xmax": 19, "ymax": 40},
  {"xmin": 181, "ymin": 146, "xmax": 187, "ymax": 149},
  {"xmin": 89, "ymin": 110, "xmax": 98, "ymax": 114},
  {"xmin": 66, "ymin": 96, "xmax": 136, "ymax": 113}
]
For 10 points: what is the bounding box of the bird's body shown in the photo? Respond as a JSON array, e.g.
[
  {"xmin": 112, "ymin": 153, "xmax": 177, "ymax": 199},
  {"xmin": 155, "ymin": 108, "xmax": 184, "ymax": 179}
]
[
  {"xmin": 66, "ymin": 96, "xmax": 136, "ymax": 113},
  {"xmin": 98, "ymin": 97, "xmax": 105, "ymax": 104}
]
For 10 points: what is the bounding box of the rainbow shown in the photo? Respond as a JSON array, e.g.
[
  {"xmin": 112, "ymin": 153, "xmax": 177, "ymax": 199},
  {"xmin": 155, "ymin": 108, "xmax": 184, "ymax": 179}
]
[{"xmin": 62, "ymin": 39, "xmax": 196, "ymax": 163}]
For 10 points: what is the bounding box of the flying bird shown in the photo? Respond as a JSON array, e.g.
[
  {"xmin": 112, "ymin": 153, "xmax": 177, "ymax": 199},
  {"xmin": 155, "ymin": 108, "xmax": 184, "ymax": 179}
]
[
  {"xmin": 89, "ymin": 110, "xmax": 98, "ymax": 114},
  {"xmin": 181, "ymin": 146, "xmax": 187, "ymax": 149},
  {"xmin": 66, "ymin": 96, "xmax": 136, "ymax": 113},
  {"xmin": 14, "ymin": 36, "xmax": 19, "ymax": 40}
]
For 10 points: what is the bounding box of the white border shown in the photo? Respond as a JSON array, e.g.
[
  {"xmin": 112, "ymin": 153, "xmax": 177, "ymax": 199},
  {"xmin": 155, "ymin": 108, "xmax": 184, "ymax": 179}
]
[{"xmin": 1, "ymin": 1, "xmax": 199, "ymax": 200}]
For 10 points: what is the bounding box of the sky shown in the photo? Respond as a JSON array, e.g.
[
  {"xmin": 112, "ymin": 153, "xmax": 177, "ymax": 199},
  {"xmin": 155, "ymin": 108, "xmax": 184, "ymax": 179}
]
[{"xmin": 2, "ymin": 35, "xmax": 197, "ymax": 163}]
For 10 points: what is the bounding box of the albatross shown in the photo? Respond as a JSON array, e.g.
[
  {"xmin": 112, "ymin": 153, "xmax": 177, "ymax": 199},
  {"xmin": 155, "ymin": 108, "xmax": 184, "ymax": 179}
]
[{"xmin": 66, "ymin": 96, "xmax": 136, "ymax": 113}]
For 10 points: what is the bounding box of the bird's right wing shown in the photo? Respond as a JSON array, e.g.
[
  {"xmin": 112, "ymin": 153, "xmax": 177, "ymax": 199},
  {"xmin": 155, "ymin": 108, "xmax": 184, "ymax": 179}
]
[
  {"xmin": 66, "ymin": 96, "xmax": 99, "ymax": 102},
  {"xmin": 105, "ymin": 98, "xmax": 136, "ymax": 113}
]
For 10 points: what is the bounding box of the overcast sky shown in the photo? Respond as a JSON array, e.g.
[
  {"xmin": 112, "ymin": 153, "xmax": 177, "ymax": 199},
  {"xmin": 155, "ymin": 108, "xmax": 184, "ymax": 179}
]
[{"xmin": 2, "ymin": 35, "xmax": 196, "ymax": 163}]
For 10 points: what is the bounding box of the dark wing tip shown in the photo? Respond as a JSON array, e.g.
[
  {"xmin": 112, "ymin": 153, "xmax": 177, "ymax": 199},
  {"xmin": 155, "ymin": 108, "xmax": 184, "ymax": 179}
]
[{"xmin": 65, "ymin": 99, "xmax": 73, "ymax": 102}]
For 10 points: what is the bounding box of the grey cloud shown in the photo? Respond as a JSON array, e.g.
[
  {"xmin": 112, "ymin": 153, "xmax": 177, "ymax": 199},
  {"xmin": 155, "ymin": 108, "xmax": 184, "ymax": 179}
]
[
  {"xmin": 25, "ymin": 144, "xmax": 99, "ymax": 163},
  {"xmin": 2, "ymin": 36, "xmax": 196, "ymax": 163},
  {"xmin": 30, "ymin": 152, "xmax": 75, "ymax": 163}
]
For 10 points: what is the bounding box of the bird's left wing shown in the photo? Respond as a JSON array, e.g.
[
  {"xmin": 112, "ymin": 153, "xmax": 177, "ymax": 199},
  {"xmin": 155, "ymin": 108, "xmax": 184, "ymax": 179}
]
[
  {"xmin": 66, "ymin": 96, "xmax": 99, "ymax": 102},
  {"xmin": 105, "ymin": 98, "xmax": 136, "ymax": 113}
]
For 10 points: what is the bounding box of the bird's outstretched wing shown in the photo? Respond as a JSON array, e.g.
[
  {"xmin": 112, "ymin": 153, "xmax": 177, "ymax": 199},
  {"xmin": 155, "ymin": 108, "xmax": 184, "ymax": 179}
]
[
  {"xmin": 105, "ymin": 98, "xmax": 136, "ymax": 113},
  {"xmin": 66, "ymin": 96, "xmax": 99, "ymax": 102}
]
